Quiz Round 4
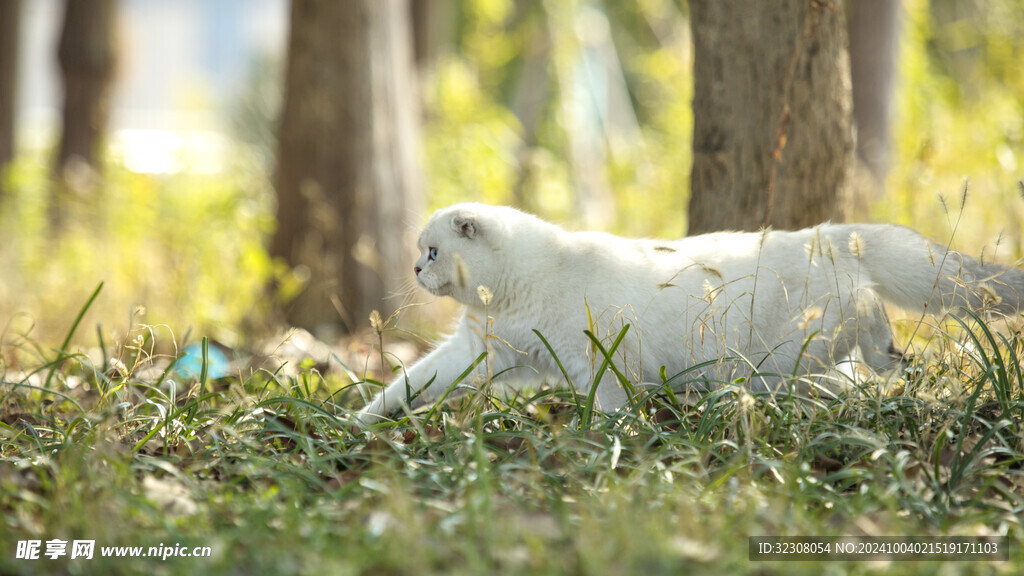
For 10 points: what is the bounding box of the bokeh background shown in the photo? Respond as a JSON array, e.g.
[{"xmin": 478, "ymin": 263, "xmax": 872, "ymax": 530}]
[{"xmin": 1, "ymin": 0, "xmax": 1022, "ymax": 348}]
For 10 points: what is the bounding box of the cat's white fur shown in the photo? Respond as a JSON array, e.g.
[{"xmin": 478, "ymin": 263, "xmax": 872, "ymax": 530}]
[{"xmin": 358, "ymin": 203, "xmax": 1024, "ymax": 424}]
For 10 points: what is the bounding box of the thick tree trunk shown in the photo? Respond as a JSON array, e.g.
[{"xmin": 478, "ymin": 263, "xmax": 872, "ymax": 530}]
[
  {"xmin": 55, "ymin": 0, "xmax": 116, "ymax": 176},
  {"xmin": 0, "ymin": 0, "xmax": 20, "ymax": 177},
  {"xmin": 272, "ymin": 0, "xmax": 422, "ymax": 335},
  {"xmin": 849, "ymin": 0, "xmax": 900, "ymax": 217},
  {"xmin": 688, "ymin": 1, "xmax": 854, "ymax": 234}
]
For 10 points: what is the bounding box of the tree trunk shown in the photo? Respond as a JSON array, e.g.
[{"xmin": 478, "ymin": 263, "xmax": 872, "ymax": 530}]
[
  {"xmin": 848, "ymin": 0, "xmax": 900, "ymax": 218},
  {"xmin": 510, "ymin": 2, "xmax": 551, "ymax": 214},
  {"xmin": 55, "ymin": 0, "xmax": 116, "ymax": 176},
  {"xmin": 53, "ymin": 0, "xmax": 116, "ymax": 227},
  {"xmin": 272, "ymin": 0, "xmax": 422, "ymax": 335},
  {"xmin": 688, "ymin": 1, "xmax": 854, "ymax": 234},
  {"xmin": 410, "ymin": 0, "xmax": 453, "ymax": 83},
  {"xmin": 0, "ymin": 0, "xmax": 21, "ymax": 177}
]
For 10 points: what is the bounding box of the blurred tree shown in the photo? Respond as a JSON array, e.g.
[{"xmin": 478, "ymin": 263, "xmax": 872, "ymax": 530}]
[
  {"xmin": 848, "ymin": 0, "xmax": 900, "ymax": 218},
  {"xmin": 53, "ymin": 0, "xmax": 117, "ymax": 228},
  {"xmin": 688, "ymin": 1, "xmax": 854, "ymax": 234},
  {"xmin": 411, "ymin": 0, "xmax": 454, "ymax": 84},
  {"xmin": 421, "ymin": 0, "xmax": 691, "ymax": 237},
  {"xmin": 272, "ymin": 0, "xmax": 423, "ymax": 335},
  {"xmin": 231, "ymin": 53, "xmax": 282, "ymax": 172},
  {"xmin": 509, "ymin": 0, "xmax": 552, "ymax": 214},
  {"xmin": 0, "ymin": 0, "xmax": 21, "ymax": 181}
]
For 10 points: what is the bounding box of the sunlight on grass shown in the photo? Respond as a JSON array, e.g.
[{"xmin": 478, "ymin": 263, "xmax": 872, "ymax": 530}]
[{"xmin": 1, "ymin": 286, "xmax": 1021, "ymax": 574}]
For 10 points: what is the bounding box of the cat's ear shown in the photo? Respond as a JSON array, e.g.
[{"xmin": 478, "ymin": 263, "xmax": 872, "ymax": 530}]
[{"xmin": 452, "ymin": 214, "xmax": 478, "ymax": 239}]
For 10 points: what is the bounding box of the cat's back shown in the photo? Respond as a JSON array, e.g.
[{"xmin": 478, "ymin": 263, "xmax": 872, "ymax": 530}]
[
  {"xmin": 554, "ymin": 228, "xmax": 761, "ymax": 274},
  {"xmin": 665, "ymin": 230, "xmax": 768, "ymax": 263}
]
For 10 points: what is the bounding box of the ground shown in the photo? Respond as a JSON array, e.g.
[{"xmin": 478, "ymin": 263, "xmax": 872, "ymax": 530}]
[{"xmin": 1, "ymin": 300, "xmax": 1022, "ymax": 575}]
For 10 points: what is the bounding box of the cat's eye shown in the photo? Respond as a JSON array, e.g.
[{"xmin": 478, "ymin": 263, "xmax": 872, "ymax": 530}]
[{"xmin": 428, "ymin": 247, "xmax": 438, "ymax": 261}]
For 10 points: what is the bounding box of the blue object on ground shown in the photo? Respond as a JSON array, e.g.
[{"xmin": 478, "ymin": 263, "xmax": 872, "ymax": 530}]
[{"xmin": 176, "ymin": 342, "xmax": 231, "ymax": 380}]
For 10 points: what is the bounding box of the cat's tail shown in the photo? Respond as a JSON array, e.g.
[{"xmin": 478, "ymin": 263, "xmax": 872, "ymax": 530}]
[{"xmin": 855, "ymin": 224, "xmax": 1024, "ymax": 317}]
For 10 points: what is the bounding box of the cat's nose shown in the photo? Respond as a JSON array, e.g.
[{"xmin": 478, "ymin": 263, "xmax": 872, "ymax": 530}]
[{"xmin": 414, "ymin": 266, "xmax": 422, "ymax": 276}]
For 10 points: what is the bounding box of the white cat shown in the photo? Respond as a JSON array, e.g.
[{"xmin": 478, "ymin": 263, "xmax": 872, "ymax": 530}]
[{"xmin": 357, "ymin": 203, "xmax": 1024, "ymax": 425}]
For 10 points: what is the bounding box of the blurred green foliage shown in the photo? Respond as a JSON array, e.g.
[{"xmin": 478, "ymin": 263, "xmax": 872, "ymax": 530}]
[
  {"xmin": 424, "ymin": 0, "xmax": 691, "ymax": 236},
  {"xmin": 883, "ymin": 0, "xmax": 1024, "ymax": 256},
  {"xmin": 0, "ymin": 150, "xmax": 276, "ymax": 346}
]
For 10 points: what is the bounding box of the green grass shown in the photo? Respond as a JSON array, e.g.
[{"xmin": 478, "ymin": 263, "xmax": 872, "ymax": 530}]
[
  {"xmin": 0, "ymin": 149, "xmax": 278, "ymax": 344},
  {"xmin": 2, "ymin": 289, "xmax": 1023, "ymax": 575}
]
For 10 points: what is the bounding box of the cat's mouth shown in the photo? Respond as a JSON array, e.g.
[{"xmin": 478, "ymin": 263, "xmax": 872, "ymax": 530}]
[{"xmin": 418, "ymin": 277, "xmax": 452, "ymax": 296}]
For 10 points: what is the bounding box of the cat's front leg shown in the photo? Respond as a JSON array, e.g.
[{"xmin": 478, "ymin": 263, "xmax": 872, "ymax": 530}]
[{"xmin": 355, "ymin": 318, "xmax": 487, "ymax": 426}]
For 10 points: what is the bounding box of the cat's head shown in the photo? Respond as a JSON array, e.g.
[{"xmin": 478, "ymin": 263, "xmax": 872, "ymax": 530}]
[{"xmin": 413, "ymin": 204, "xmax": 513, "ymax": 306}]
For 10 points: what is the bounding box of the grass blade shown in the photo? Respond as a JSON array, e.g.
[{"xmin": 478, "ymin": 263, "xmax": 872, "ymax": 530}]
[
  {"xmin": 45, "ymin": 282, "xmax": 103, "ymax": 388},
  {"xmin": 581, "ymin": 324, "xmax": 630, "ymax": 430},
  {"xmin": 199, "ymin": 336, "xmax": 210, "ymax": 392},
  {"xmin": 533, "ymin": 328, "xmax": 581, "ymax": 408},
  {"xmin": 421, "ymin": 352, "xmax": 488, "ymax": 424}
]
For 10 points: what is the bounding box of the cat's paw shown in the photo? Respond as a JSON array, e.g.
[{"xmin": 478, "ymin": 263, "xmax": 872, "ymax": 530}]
[
  {"xmin": 352, "ymin": 393, "xmax": 392, "ymax": 430},
  {"xmin": 352, "ymin": 410, "xmax": 382, "ymax": 430}
]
